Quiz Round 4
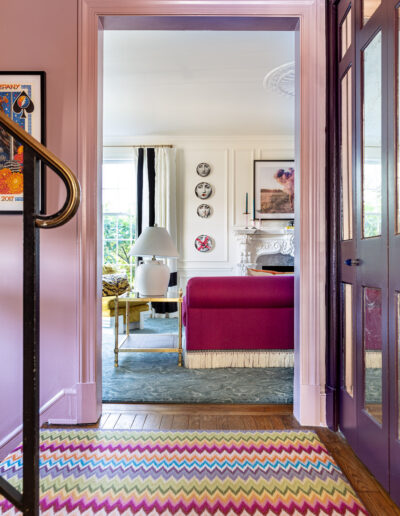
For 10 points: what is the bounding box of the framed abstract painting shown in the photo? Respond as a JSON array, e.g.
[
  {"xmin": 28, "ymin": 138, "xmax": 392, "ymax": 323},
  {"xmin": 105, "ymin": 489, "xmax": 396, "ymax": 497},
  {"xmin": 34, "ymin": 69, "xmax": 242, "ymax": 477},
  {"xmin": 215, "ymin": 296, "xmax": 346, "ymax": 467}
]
[
  {"xmin": 253, "ymin": 160, "xmax": 295, "ymax": 220},
  {"xmin": 0, "ymin": 71, "xmax": 46, "ymax": 214}
]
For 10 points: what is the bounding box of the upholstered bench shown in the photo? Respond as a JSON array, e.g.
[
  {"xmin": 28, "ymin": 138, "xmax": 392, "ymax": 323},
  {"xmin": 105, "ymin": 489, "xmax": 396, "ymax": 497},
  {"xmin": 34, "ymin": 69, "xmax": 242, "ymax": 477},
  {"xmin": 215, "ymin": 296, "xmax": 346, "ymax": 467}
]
[{"xmin": 182, "ymin": 276, "xmax": 294, "ymax": 368}]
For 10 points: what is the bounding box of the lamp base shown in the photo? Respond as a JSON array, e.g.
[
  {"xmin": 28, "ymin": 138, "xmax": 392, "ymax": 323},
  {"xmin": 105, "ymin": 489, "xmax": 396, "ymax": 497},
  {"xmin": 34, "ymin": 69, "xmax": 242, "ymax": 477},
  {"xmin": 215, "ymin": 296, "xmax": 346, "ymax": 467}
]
[{"xmin": 135, "ymin": 259, "xmax": 170, "ymax": 297}]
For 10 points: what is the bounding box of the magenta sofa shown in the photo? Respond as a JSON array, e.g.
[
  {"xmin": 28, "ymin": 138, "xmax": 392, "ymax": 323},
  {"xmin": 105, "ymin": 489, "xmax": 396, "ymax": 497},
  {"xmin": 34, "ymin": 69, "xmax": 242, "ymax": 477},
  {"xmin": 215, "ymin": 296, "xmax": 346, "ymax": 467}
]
[{"xmin": 182, "ymin": 276, "xmax": 294, "ymax": 356}]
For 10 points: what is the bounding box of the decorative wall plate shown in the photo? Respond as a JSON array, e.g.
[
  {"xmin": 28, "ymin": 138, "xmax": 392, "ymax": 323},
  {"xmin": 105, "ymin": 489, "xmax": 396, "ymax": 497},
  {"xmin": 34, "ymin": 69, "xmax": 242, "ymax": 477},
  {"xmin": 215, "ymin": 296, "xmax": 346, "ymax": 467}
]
[
  {"xmin": 195, "ymin": 182, "xmax": 213, "ymax": 199},
  {"xmin": 197, "ymin": 204, "xmax": 212, "ymax": 218},
  {"xmin": 194, "ymin": 234, "xmax": 214, "ymax": 252},
  {"xmin": 196, "ymin": 162, "xmax": 211, "ymax": 177}
]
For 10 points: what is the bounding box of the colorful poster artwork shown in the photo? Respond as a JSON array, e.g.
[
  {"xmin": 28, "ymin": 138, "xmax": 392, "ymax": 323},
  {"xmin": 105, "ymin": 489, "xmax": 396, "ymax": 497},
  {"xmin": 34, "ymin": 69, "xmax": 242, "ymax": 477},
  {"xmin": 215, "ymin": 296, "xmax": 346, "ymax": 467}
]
[
  {"xmin": 0, "ymin": 73, "xmax": 43, "ymax": 213},
  {"xmin": 253, "ymin": 160, "xmax": 295, "ymax": 220}
]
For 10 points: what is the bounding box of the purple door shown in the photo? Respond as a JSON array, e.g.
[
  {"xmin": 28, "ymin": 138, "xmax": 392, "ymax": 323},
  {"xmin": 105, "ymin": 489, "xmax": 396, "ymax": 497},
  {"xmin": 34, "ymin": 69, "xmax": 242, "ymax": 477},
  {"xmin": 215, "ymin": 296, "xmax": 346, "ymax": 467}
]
[
  {"xmin": 337, "ymin": 0, "xmax": 400, "ymax": 504},
  {"xmin": 388, "ymin": 1, "xmax": 400, "ymax": 500}
]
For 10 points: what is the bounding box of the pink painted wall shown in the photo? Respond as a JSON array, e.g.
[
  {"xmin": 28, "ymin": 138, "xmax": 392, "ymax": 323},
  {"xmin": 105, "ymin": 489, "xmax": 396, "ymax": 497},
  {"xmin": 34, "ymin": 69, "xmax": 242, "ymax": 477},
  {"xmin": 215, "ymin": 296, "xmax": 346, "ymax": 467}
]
[{"xmin": 0, "ymin": 0, "xmax": 79, "ymax": 442}]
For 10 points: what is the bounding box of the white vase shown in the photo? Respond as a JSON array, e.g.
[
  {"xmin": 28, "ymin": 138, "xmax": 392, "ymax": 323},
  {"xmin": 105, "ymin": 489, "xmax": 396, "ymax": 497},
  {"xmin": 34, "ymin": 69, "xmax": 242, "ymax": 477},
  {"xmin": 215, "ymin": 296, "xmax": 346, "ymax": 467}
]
[{"xmin": 135, "ymin": 259, "xmax": 170, "ymax": 297}]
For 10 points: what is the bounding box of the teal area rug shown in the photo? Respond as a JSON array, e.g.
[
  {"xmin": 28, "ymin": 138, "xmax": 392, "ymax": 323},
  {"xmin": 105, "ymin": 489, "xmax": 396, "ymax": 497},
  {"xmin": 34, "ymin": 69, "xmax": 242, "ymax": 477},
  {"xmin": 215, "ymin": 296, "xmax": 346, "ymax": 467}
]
[{"xmin": 102, "ymin": 319, "xmax": 294, "ymax": 404}]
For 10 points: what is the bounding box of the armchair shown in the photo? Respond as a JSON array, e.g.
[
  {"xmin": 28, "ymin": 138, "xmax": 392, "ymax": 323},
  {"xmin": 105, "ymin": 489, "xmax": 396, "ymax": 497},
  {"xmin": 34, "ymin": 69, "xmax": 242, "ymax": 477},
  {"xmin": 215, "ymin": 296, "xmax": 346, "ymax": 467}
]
[{"xmin": 102, "ymin": 267, "xmax": 149, "ymax": 332}]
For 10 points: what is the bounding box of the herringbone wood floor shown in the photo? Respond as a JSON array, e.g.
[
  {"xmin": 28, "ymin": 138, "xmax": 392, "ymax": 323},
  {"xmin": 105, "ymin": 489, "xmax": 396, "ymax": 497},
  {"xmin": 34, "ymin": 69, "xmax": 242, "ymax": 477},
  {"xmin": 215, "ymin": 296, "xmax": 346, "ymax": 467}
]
[{"xmin": 49, "ymin": 403, "xmax": 399, "ymax": 516}]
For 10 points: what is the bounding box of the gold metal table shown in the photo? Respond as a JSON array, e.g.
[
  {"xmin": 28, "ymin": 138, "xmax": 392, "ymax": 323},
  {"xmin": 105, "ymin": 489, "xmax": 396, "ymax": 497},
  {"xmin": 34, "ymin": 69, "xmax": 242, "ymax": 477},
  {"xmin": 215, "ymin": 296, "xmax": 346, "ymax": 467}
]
[{"xmin": 114, "ymin": 289, "xmax": 183, "ymax": 367}]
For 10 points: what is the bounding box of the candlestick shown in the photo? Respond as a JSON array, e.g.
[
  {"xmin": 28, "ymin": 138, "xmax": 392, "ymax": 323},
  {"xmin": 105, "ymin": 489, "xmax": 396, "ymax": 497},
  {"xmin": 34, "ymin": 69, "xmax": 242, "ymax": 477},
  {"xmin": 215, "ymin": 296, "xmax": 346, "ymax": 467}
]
[{"xmin": 245, "ymin": 192, "xmax": 248, "ymax": 214}]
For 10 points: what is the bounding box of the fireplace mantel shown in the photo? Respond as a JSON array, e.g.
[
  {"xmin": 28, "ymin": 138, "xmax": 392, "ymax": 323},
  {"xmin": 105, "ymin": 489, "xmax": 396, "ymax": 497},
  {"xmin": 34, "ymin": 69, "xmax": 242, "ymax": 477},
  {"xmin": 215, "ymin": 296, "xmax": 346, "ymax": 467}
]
[{"xmin": 233, "ymin": 227, "xmax": 294, "ymax": 276}]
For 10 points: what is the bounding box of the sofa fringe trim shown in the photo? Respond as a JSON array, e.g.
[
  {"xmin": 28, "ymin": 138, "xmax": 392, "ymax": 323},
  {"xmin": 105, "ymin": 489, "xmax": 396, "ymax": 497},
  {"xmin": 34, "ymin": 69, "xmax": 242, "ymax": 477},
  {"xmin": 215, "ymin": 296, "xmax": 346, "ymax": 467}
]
[
  {"xmin": 184, "ymin": 350, "xmax": 294, "ymax": 369},
  {"xmin": 365, "ymin": 351, "xmax": 381, "ymax": 368}
]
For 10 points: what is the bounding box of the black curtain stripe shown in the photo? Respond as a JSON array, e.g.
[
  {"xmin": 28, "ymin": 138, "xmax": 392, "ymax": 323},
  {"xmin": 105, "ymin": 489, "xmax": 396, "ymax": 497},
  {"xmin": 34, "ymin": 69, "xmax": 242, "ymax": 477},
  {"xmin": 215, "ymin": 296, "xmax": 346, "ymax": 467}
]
[
  {"xmin": 136, "ymin": 148, "xmax": 144, "ymax": 238},
  {"xmin": 147, "ymin": 148, "xmax": 156, "ymax": 227},
  {"xmin": 168, "ymin": 271, "xmax": 178, "ymax": 287}
]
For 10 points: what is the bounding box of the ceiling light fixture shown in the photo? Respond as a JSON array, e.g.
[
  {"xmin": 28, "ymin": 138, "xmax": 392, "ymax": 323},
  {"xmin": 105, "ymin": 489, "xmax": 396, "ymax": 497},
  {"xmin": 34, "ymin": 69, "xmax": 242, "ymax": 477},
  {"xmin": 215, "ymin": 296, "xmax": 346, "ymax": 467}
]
[{"xmin": 263, "ymin": 61, "xmax": 295, "ymax": 97}]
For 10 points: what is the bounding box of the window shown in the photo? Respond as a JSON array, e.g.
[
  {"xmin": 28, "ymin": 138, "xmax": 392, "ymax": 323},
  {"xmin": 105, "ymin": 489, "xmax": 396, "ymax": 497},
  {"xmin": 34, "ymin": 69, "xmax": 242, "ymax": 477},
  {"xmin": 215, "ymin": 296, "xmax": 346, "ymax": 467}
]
[{"xmin": 102, "ymin": 160, "xmax": 136, "ymax": 283}]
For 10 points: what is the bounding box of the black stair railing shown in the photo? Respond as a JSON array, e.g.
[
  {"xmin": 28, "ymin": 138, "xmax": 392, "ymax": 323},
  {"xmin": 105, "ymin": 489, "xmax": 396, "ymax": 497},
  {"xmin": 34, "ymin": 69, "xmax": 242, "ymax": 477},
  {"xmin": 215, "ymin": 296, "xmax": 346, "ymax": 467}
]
[{"xmin": 0, "ymin": 110, "xmax": 80, "ymax": 515}]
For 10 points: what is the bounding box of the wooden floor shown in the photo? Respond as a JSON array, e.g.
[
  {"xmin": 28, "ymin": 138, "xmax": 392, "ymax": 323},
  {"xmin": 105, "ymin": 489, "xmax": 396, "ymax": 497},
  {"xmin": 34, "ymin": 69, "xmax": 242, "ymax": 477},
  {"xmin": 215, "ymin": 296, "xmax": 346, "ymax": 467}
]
[{"xmin": 62, "ymin": 403, "xmax": 400, "ymax": 516}]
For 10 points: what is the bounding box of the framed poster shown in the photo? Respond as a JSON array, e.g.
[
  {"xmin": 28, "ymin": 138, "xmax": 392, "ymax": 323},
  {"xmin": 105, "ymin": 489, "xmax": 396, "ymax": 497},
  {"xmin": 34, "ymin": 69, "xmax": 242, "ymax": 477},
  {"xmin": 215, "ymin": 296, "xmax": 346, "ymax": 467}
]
[
  {"xmin": 253, "ymin": 160, "xmax": 294, "ymax": 220},
  {"xmin": 0, "ymin": 72, "xmax": 46, "ymax": 214}
]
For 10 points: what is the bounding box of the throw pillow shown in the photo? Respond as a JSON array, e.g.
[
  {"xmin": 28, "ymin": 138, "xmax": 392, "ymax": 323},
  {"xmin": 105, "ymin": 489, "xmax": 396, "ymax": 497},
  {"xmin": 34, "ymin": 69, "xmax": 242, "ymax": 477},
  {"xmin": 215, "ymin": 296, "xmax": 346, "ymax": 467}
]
[
  {"xmin": 102, "ymin": 273, "xmax": 130, "ymax": 297},
  {"xmin": 247, "ymin": 268, "xmax": 294, "ymax": 276}
]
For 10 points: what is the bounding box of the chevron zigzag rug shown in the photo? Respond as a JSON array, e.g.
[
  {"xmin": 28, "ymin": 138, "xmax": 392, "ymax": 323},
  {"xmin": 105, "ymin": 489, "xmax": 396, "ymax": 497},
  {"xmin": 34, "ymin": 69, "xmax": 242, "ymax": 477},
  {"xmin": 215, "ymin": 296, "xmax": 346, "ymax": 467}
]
[{"xmin": 0, "ymin": 429, "xmax": 367, "ymax": 515}]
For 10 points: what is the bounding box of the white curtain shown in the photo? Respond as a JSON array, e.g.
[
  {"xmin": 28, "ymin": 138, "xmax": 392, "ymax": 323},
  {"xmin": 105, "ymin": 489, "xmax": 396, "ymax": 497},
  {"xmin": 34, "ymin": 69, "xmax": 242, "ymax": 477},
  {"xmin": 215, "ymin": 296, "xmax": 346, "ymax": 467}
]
[
  {"xmin": 154, "ymin": 147, "xmax": 178, "ymax": 316},
  {"xmin": 155, "ymin": 148, "xmax": 177, "ymax": 241}
]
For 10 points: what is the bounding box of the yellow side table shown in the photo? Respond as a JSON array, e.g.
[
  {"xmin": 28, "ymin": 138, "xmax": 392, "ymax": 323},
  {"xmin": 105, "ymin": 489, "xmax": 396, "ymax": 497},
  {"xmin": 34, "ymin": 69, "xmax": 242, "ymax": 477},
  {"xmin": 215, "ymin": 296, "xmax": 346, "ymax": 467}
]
[{"xmin": 114, "ymin": 289, "xmax": 183, "ymax": 367}]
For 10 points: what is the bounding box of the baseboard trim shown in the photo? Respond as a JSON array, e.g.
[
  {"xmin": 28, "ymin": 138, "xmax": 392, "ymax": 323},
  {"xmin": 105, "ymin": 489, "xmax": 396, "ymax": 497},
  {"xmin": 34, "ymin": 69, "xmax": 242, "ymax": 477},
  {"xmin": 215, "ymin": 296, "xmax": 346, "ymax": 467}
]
[
  {"xmin": 0, "ymin": 388, "xmax": 77, "ymax": 459},
  {"xmin": 76, "ymin": 382, "xmax": 101, "ymax": 424},
  {"xmin": 296, "ymin": 384, "xmax": 326, "ymax": 427}
]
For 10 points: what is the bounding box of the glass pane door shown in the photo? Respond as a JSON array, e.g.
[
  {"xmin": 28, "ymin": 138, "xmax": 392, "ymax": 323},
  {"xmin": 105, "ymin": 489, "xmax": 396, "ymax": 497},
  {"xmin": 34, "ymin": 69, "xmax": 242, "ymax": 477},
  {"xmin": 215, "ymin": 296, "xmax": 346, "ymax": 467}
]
[
  {"xmin": 337, "ymin": 0, "xmax": 391, "ymax": 493},
  {"xmin": 338, "ymin": 0, "xmax": 358, "ymax": 448},
  {"xmin": 341, "ymin": 68, "xmax": 353, "ymax": 240},
  {"xmin": 343, "ymin": 283, "xmax": 354, "ymax": 397},
  {"xmin": 341, "ymin": 8, "xmax": 352, "ymax": 59},
  {"xmin": 362, "ymin": 0, "xmax": 381, "ymax": 25},
  {"xmin": 397, "ymin": 7, "xmax": 400, "ymax": 234},
  {"xmin": 362, "ymin": 31, "xmax": 382, "ymax": 238},
  {"xmin": 363, "ymin": 287, "xmax": 383, "ymax": 424},
  {"xmin": 397, "ymin": 293, "xmax": 400, "ymax": 440},
  {"xmin": 389, "ymin": 3, "xmax": 400, "ymax": 504}
]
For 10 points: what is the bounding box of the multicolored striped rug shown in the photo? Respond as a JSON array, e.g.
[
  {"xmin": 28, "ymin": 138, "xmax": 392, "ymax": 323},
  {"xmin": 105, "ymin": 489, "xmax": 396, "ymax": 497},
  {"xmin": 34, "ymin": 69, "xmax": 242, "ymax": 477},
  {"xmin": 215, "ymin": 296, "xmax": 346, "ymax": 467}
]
[{"xmin": 0, "ymin": 429, "xmax": 367, "ymax": 515}]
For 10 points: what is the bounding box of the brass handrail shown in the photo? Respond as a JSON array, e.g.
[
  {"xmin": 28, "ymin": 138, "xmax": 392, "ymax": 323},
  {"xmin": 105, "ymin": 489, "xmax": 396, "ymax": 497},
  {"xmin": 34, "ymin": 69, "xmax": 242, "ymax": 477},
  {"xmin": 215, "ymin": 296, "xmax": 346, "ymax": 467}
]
[{"xmin": 0, "ymin": 111, "xmax": 80, "ymax": 228}]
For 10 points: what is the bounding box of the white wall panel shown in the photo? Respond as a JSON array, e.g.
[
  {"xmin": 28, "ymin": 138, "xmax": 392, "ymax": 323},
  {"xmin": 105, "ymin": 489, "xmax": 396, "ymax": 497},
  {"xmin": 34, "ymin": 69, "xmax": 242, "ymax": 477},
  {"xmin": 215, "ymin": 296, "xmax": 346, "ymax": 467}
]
[
  {"xmin": 233, "ymin": 148, "xmax": 255, "ymax": 227},
  {"xmin": 179, "ymin": 148, "xmax": 228, "ymax": 263}
]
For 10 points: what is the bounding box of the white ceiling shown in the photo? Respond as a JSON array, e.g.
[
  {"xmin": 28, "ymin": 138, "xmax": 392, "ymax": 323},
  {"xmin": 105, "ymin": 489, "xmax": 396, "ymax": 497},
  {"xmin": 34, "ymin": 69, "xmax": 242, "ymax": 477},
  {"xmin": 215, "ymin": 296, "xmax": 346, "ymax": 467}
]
[{"xmin": 103, "ymin": 30, "xmax": 295, "ymax": 138}]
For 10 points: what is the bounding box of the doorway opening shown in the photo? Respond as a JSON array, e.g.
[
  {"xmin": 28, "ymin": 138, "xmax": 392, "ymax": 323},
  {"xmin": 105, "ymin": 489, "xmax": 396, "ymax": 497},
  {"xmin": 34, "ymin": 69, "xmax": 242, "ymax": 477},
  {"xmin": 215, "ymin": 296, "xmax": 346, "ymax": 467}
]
[
  {"xmin": 100, "ymin": 18, "xmax": 297, "ymax": 405},
  {"xmin": 78, "ymin": 0, "xmax": 327, "ymax": 427}
]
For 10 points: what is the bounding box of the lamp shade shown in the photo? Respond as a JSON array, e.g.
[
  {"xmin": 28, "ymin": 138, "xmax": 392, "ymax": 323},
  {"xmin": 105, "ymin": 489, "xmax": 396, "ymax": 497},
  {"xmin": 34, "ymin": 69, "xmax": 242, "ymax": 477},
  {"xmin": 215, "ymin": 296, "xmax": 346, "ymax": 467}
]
[{"xmin": 129, "ymin": 226, "xmax": 179, "ymax": 258}]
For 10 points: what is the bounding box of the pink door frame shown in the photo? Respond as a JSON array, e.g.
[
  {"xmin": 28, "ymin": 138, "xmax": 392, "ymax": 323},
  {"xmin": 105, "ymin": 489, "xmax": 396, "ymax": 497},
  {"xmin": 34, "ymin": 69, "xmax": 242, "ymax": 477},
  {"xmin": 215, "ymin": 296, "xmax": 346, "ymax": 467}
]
[{"xmin": 77, "ymin": 0, "xmax": 327, "ymax": 426}]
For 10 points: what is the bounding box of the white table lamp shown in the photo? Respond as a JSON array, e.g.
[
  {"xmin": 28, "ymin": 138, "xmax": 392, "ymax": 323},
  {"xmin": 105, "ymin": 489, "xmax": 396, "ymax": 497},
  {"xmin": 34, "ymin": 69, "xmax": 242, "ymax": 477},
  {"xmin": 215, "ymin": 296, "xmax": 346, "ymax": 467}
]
[{"xmin": 129, "ymin": 225, "xmax": 179, "ymax": 297}]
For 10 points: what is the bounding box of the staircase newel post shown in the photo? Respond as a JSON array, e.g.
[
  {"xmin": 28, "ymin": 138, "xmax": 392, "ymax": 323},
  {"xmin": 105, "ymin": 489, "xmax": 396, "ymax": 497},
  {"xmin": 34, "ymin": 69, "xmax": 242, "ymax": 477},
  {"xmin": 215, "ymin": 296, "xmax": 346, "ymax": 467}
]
[{"xmin": 22, "ymin": 147, "xmax": 40, "ymax": 515}]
